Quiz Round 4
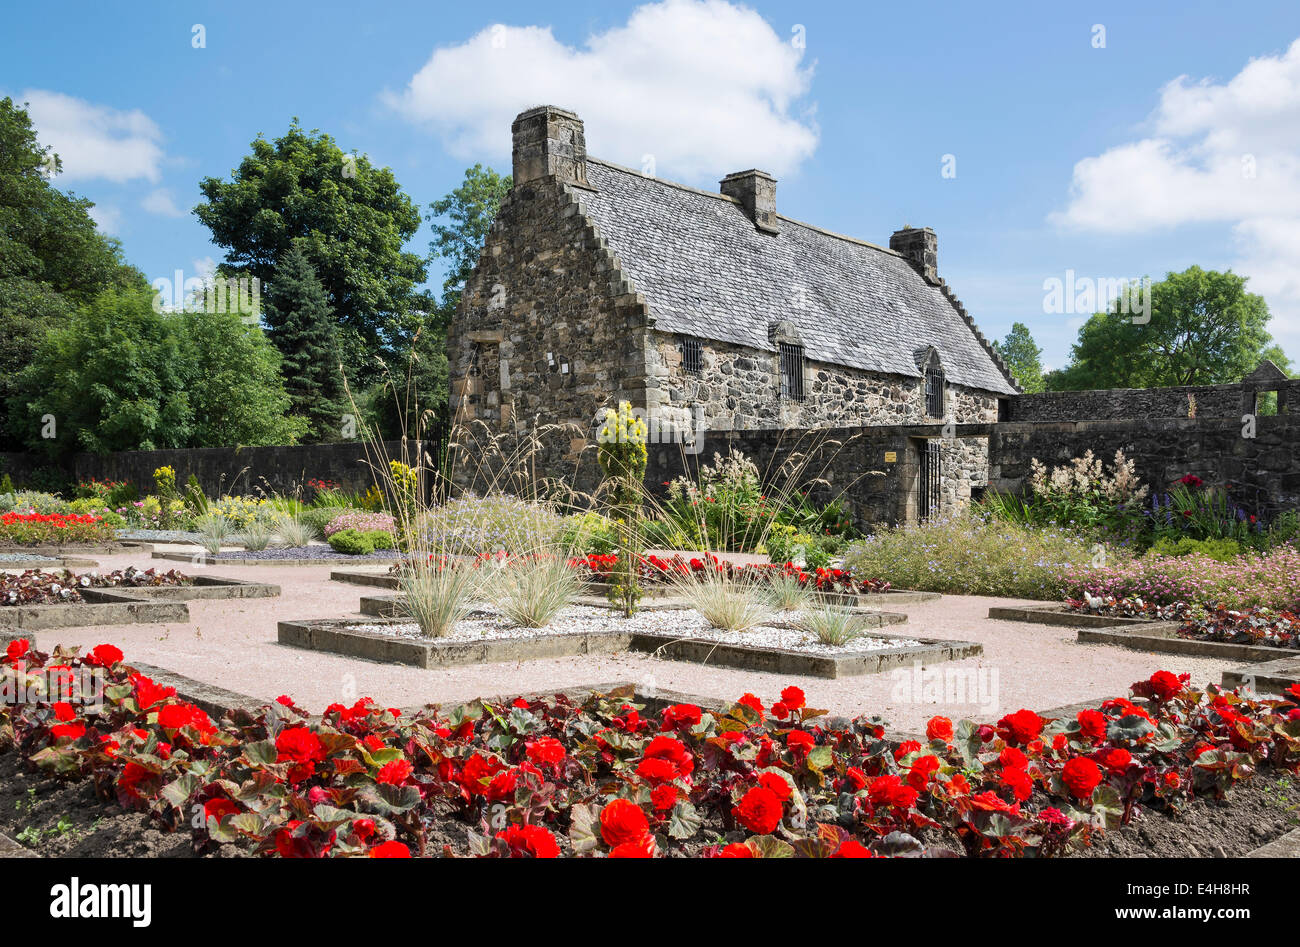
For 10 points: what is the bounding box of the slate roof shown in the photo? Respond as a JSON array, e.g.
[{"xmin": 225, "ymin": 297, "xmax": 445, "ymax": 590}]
[{"xmin": 578, "ymin": 158, "xmax": 1019, "ymax": 395}]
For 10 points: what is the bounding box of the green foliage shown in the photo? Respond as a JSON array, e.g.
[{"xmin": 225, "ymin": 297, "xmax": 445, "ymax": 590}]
[
  {"xmin": 559, "ymin": 512, "xmax": 618, "ymax": 555},
  {"xmin": 1146, "ymin": 536, "xmax": 1243, "ymax": 562},
  {"xmin": 764, "ymin": 523, "xmax": 840, "ymax": 569},
  {"xmin": 327, "ymin": 528, "xmax": 395, "ymax": 555},
  {"xmin": 426, "ymin": 164, "xmax": 512, "ymax": 322},
  {"xmin": 11, "ymin": 287, "xmax": 305, "ymax": 455},
  {"xmin": 301, "ymin": 506, "xmax": 347, "ymax": 539},
  {"xmin": 327, "ymin": 528, "xmax": 374, "ymax": 555},
  {"xmin": 843, "ymin": 514, "xmax": 1099, "ymax": 599},
  {"xmin": 194, "ymin": 121, "xmax": 426, "ymax": 382},
  {"xmin": 0, "ymin": 98, "xmax": 146, "ymax": 447},
  {"xmin": 1047, "ymin": 266, "xmax": 1278, "ymax": 390},
  {"xmin": 262, "ymin": 243, "xmax": 346, "ymax": 441},
  {"xmin": 596, "ymin": 402, "xmax": 648, "ymax": 616},
  {"xmin": 992, "ymin": 322, "xmax": 1045, "ymax": 393}
]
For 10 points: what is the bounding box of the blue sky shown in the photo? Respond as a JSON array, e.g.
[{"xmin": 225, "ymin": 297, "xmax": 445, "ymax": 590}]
[{"xmin": 5, "ymin": 0, "xmax": 1300, "ymax": 369}]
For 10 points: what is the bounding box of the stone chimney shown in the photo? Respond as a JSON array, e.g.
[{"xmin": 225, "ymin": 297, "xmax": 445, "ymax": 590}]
[
  {"xmin": 890, "ymin": 226, "xmax": 938, "ymax": 284},
  {"xmin": 511, "ymin": 106, "xmax": 588, "ymax": 186},
  {"xmin": 720, "ymin": 169, "xmax": 779, "ymax": 234}
]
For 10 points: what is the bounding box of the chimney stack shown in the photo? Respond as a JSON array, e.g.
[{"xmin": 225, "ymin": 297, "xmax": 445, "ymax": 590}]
[
  {"xmin": 511, "ymin": 106, "xmax": 587, "ymax": 186},
  {"xmin": 890, "ymin": 226, "xmax": 938, "ymax": 284},
  {"xmin": 720, "ymin": 169, "xmax": 779, "ymax": 234}
]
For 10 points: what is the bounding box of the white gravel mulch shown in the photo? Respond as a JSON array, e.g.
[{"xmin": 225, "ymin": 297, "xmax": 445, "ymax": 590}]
[{"xmin": 348, "ymin": 604, "xmax": 921, "ymax": 655}]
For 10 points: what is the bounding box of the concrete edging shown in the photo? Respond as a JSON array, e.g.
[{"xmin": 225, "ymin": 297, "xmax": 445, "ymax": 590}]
[
  {"xmin": 0, "ymin": 576, "xmax": 278, "ymax": 629},
  {"xmin": 988, "ymin": 604, "xmax": 1160, "ymax": 628},
  {"xmin": 1078, "ymin": 623, "xmax": 1300, "ymax": 663}
]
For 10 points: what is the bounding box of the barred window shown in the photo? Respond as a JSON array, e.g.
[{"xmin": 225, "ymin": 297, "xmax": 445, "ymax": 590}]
[
  {"xmin": 779, "ymin": 343, "xmax": 805, "ymax": 401},
  {"xmin": 680, "ymin": 335, "xmax": 702, "ymax": 375},
  {"xmin": 924, "ymin": 361, "xmax": 945, "ymax": 417}
]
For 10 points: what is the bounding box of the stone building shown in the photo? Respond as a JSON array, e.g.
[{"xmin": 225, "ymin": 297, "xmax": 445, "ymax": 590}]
[{"xmin": 449, "ymin": 105, "xmax": 1021, "ymax": 514}]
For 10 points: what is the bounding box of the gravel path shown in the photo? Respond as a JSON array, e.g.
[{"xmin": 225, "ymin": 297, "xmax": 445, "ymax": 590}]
[
  {"xmin": 0, "ymin": 552, "xmax": 58, "ymax": 562},
  {"xmin": 17, "ymin": 549, "xmax": 1246, "ymax": 730}
]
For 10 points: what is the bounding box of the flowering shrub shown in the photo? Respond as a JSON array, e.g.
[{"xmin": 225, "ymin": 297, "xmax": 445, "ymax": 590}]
[
  {"xmin": 207, "ymin": 496, "xmax": 275, "ymax": 530},
  {"xmin": 0, "ymin": 512, "xmax": 116, "ymax": 545},
  {"xmin": 5, "ymin": 642, "xmax": 1297, "ymax": 858},
  {"xmin": 324, "ymin": 510, "xmax": 396, "ymax": 539},
  {"xmin": 1065, "ymin": 547, "xmax": 1300, "ymax": 611},
  {"xmin": 1, "ymin": 568, "xmax": 191, "ymax": 606},
  {"xmin": 844, "ymin": 514, "xmax": 1097, "ymax": 599}
]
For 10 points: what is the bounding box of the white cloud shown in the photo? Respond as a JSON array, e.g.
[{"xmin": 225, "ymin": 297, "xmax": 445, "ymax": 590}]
[
  {"xmin": 385, "ymin": 0, "xmax": 818, "ymax": 182},
  {"xmin": 142, "ymin": 188, "xmax": 185, "ymax": 217},
  {"xmin": 87, "ymin": 203, "xmax": 121, "ymax": 234},
  {"xmin": 21, "ymin": 89, "xmax": 164, "ymax": 184},
  {"xmin": 1051, "ymin": 39, "xmax": 1300, "ymax": 355},
  {"xmin": 192, "ymin": 257, "xmax": 217, "ymax": 281}
]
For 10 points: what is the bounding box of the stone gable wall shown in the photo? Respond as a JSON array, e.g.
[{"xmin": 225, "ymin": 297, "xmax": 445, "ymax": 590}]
[{"xmin": 448, "ymin": 178, "xmax": 655, "ymax": 494}]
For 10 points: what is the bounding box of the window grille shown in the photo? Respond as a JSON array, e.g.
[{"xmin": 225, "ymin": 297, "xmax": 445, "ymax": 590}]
[
  {"xmin": 680, "ymin": 336, "xmax": 702, "ymax": 374},
  {"xmin": 779, "ymin": 343, "xmax": 805, "ymax": 401},
  {"xmin": 924, "ymin": 362, "xmax": 945, "ymax": 417}
]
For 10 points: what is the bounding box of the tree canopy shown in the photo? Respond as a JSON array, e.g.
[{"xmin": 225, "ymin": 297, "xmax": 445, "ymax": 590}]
[
  {"xmin": 1046, "ymin": 266, "xmax": 1282, "ymax": 390},
  {"xmin": 992, "ymin": 322, "xmax": 1045, "ymax": 393},
  {"xmin": 0, "ymin": 97, "xmax": 146, "ymax": 447},
  {"xmin": 194, "ymin": 121, "xmax": 427, "ymax": 383},
  {"xmin": 263, "ymin": 242, "xmax": 346, "ymax": 441},
  {"xmin": 426, "ymin": 163, "xmax": 511, "ymax": 329},
  {"xmin": 11, "ymin": 287, "xmax": 304, "ymax": 456}
]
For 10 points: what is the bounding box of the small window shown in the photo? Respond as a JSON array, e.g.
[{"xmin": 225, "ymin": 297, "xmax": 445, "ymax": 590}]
[
  {"xmin": 467, "ymin": 347, "xmax": 482, "ymax": 377},
  {"xmin": 924, "ymin": 360, "xmax": 945, "ymax": 417},
  {"xmin": 779, "ymin": 343, "xmax": 805, "ymax": 401},
  {"xmin": 997, "ymin": 398, "xmax": 1011, "ymax": 422},
  {"xmin": 680, "ymin": 336, "xmax": 702, "ymax": 375}
]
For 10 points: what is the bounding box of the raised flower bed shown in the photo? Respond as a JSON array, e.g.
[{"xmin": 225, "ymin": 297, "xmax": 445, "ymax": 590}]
[
  {"xmin": 0, "ymin": 568, "xmax": 280, "ymax": 629},
  {"xmin": 281, "ymin": 601, "xmax": 975, "ymax": 678},
  {"xmin": 3, "ymin": 641, "xmax": 1298, "ymax": 858}
]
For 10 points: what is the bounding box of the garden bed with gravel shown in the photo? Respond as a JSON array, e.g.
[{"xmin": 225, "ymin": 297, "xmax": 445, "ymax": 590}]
[{"xmin": 279, "ymin": 603, "xmax": 976, "ymax": 678}]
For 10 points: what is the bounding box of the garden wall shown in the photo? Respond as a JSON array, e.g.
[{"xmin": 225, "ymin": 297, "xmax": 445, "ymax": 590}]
[
  {"xmin": 1013, "ymin": 376, "xmax": 1297, "ymax": 422},
  {"xmin": 988, "ymin": 414, "xmax": 1300, "ymax": 516},
  {"xmin": 1, "ymin": 441, "xmax": 410, "ymax": 496}
]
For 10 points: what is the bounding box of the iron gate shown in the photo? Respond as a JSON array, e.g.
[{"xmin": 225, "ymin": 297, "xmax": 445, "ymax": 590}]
[{"xmin": 918, "ymin": 439, "xmax": 942, "ymax": 521}]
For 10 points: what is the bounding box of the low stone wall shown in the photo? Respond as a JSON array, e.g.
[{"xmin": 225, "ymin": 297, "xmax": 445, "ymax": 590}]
[{"xmin": 1014, "ymin": 378, "xmax": 1298, "ymax": 422}]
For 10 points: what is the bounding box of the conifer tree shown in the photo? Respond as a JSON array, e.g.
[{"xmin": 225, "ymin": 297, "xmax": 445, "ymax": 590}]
[{"xmin": 263, "ymin": 242, "xmax": 346, "ymax": 440}]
